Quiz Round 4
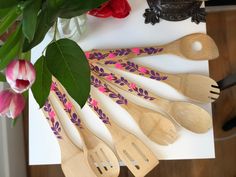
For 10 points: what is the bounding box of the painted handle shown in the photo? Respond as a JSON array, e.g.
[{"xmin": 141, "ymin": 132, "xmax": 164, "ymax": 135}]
[
  {"xmin": 42, "ymin": 99, "xmax": 64, "ymax": 140},
  {"xmin": 87, "ymin": 92, "xmax": 127, "ymax": 141},
  {"xmin": 90, "ymin": 63, "xmax": 170, "ymax": 110},
  {"xmin": 85, "ymin": 46, "xmax": 165, "ymax": 63},
  {"xmin": 50, "ymin": 80, "xmax": 83, "ymax": 128},
  {"xmin": 91, "ymin": 73, "xmax": 129, "ymax": 109}
]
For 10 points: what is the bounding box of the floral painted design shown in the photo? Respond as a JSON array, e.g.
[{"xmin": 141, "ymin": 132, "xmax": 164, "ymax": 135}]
[
  {"xmin": 104, "ymin": 60, "xmax": 168, "ymax": 81},
  {"xmin": 91, "ymin": 65, "xmax": 155, "ymax": 101},
  {"xmin": 44, "ymin": 100, "xmax": 62, "ymax": 139},
  {"xmin": 51, "ymin": 82, "xmax": 83, "ymax": 128},
  {"xmin": 86, "ymin": 47, "xmax": 164, "ymax": 61},
  {"xmin": 87, "ymin": 96, "xmax": 110, "ymax": 124},
  {"xmin": 90, "ymin": 75, "xmax": 128, "ymax": 105}
]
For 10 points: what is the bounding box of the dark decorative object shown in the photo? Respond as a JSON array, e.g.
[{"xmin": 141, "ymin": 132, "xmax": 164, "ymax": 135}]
[{"xmin": 143, "ymin": 0, "xmax": 206, "ymax": 25}]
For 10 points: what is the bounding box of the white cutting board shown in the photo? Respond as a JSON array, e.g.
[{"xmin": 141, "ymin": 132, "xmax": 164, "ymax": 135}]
[{"xmin": 29, "ymin": 0, "xmax": 215, "ymax": 165}]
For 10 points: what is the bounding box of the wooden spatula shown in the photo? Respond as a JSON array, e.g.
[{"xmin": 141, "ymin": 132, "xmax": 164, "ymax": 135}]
[
  {"xmin": 42, "ymin": 98, "xmax": 97, "ymax": 177},
  {"xmin": 91, "ymin": 63, "xmax": 213, "ymax": 133},
  {"xmin": 89, "ymin": 90, "xmax": 159, "ymax": 177},
  {"xmin": 50, "ymin": 79, "xmax": 120, "ymax": 177},
  {"xmin": 91, "ymin": 73, "xmax": 177, "ymax": 145},
  {"xmin": 86, "ymin": 33, "xmax": 219, "ymax": 62},
  {"xmin": 102, "ymin": 60, "xmax": 220, "ymax": 103}
]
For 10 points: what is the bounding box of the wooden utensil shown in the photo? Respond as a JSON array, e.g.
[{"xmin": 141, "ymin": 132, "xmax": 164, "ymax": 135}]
[
  {"xmin": 91, "ymin": 73, "xmax": 177, "ymax": 145},
  {"xmin": 42, "ymin": 98, "xmax": 97, "ymax": 177},
  {"xmin": 89, "ymin": 91, "xmax": 159, "ymax": 177},
  {"xmin": 91, "ymin": 63, "xmax": 213, "ymax": 133},
  {"xmin": 50, "ymin": 79, "xmax": 120, "ymax": 177},
  {"xmin": 86, "ymin": 33, "xmax": 219, "ymax": 62},
  {"xmin": 102, "ymin": 59, "xmax": 220, "ymax": 103}
]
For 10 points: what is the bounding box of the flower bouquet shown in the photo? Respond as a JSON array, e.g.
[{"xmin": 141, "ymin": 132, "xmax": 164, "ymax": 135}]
[{"xmin": 0, "ymin": 0, "xmax": 131, "ymax": 121}]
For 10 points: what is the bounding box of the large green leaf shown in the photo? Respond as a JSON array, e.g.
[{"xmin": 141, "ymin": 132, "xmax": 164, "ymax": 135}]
[
  {"xmin": 0, "ymin": 5, "xmax": 22, "ymax": 36},
  {"xmin": 22, "ymin": 0, "xmax": 42, "ymax": 42},
  {"xmin": 45, "ymin": 39, "xmax": 90, "ymax": 108},
  {"xmin": 0, "ymin": 72, "xmax": 6, "ymax": 82},
  {"xmin": 31, "ymin": 56, "xmax": 52, "ymax": 108},
  {"xmin": 0, "ymin": 0, "xmax": 21, "ymax": 9},
  {"xmin": 23, "ymin": 3, "xmax": 59, "ymax": 52},
  {"xmin": 0, "ymin": 25, "xmax": 22, "ymax": 70}
]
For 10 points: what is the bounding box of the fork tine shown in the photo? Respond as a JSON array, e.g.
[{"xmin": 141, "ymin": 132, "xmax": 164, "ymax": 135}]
[
  {"xmin": 211, "ymin": 84, "xmax": 220, "ymax": 89},
  {"xmin": 210, "ymin": 90, "xmax": 220, "ymax": 95}
]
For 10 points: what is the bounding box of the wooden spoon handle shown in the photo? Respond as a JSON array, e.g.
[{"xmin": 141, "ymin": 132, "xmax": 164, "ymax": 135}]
[
  {"xmin": 88, "ymin": 91, "xmax": 129, "ymax": 142},
  {"xmin": 90, "ymin": 63, "xmax": 170, "ymax": 110},
  {"xmin": 86, "ymin": 45, "xmax": 166, "ymax": 64},
  {"xmin": 42, "ymin": 97, "xmax": 82, "ymax": 157},
  {"xmin": 101, "ymin": 59, "xmax": 181, "ymax": 89}
]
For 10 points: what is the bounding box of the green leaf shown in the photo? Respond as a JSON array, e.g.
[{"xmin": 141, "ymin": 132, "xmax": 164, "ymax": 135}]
[
  {"xmin": 31, "ymin": 56, "xmax": 52, "ymax": 108},
  {"xmin": 0, "ymin": 25, "xmax": 22, "ymax": 70},
  {"xmin": 0, "ymin": 8, "xmax": 11, "ymax": 19},
  {"xmin": 0, "ymin": 72, "xmax": 6, "ymax": 82},
  {"xmin": 22, "ymin": 0, "xmax": 42, "ymax": 42},
  {"xmin": 23, "ymin": 3, "xmax": 59, "ymax": 52},
  {"xmin": 59, "ymin": 0, "xmax": 108, "ymax": 18},
  {"xmin": 0, "ymin": 0, "xmax": 21, "ymax": 9},
  {"xmin": 45, "ymin": 39, "xmax": 90, "ymax": 108},
  {"xmin": 0, "ymin": 5, "xmax": 22, "ymax": 36}
]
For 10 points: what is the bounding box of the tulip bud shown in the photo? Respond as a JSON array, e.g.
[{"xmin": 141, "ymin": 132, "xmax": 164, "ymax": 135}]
[
  {"xmin": 6, "ymin": 60, "xmax": 36, "ymax": 93},
  {"xmin": 0, "ymin": 90, "xmax": 25, "ymax": 119}
]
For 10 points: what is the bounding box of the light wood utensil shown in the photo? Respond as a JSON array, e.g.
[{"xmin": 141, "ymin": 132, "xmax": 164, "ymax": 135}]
[
  {"xmin": 86, "ymin": 33, "xmax": 219, "ymax": 62},
  {"xmin": 91, "ymin": 73, "xmax": 177, "ymax": 145},
  {"xmin": 91, "ymin": 63, "xmax": 213, "ymax": 133},
  {"xmin": 51, "ymin": 79, "xmax": 120, "ymax": 177},
  {"xmin": 42, "ymin": 98, "xmax": 97, "ymax": 177},
  {"xmin": 102, "ymin": 59, "xmax": 220, "ymax": 103},
  {"xmin": 89, "ymin": 91, "xmax": 159, "ymax": 177}
]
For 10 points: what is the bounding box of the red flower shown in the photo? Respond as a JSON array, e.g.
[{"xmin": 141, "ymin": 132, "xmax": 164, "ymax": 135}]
[{"xmin": 88, "ymin": 0, "xmax": 131, "ymax": 19}]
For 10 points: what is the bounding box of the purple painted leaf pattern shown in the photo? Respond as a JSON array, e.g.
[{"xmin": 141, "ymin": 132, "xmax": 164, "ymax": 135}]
[
  {"xmin": 43, "ymin": 100, "xmax": 62, "ymax": 139},
  {"xmin": 90, "ymin": 65, "xmax": 156, "ymax": 101},
  {"xmin": 51, "ymin": 82, "xmax": 83, "ymax": 128},
  {"xmin": 90, "ymin": 75, "xmax": 128, "ymax": 105},
  {"xmin": 86, "ymin": 47, "xmax": 164, "ymax": 61},
  {"xmin": 87, "ymin": 96, "xmax": 110, "ymax": 124},
  {"xmin": 104, "ymin": 60, "xmax": 168, "ymax": 81}
]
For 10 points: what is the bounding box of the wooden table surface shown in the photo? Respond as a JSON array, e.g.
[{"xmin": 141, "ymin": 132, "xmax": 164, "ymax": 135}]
[{"xmin": 25, "ymin": 10, "xmax": 236, "ymax": 177}]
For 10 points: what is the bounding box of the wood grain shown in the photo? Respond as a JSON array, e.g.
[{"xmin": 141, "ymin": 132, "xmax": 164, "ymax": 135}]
[{"xmin": 26, "ymin": 10, "xmax": 236, "ymax": 177}]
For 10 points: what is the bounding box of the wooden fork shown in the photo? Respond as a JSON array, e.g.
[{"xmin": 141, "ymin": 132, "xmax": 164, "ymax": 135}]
[
  {"xmin": 101, "ymin": 60, "xmax": 220, "ymax": 103},
  {"xmin": 86, "ymin": 33, "xmax": 219, "ymax": 63},
  {"xmin": 89, "ymin": 91, "xmax": 159, "ymax": 177},
  {"xmin": 91, "ymin": 63, "xmax": 213, "ymax": 133},
  {"xmin": 50, "ymin": 79, "xmax": 120, "ymax": 177},
  {"xmin": 42, "ymin": 98, "xmax": 96, "ymax": 177},
  {"xmin": 91, "ymin": 73, "xmax": 177, "ymax": 145}
]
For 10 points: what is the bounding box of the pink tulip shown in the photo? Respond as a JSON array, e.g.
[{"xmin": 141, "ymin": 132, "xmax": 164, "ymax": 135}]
[
  {"xmin": 0, "ymin": 89, "xmax": 25, "ymax": 119},
  {"xmin": 6, "ymin": 59, "xmax": 36, "ymax": 93}
]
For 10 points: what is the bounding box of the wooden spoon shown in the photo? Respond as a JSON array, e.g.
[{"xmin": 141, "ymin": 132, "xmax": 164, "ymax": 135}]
[
  {"xmin": 89, "ymin": 91, "xmax": 159, "ymax": 177},
  {"xmin": 86, "ymin": 33, "xmax": 219, "ymax": 62},
  {"xmin": 102, "ymin": 60, "xmax": 220, "ymax": 103},
  {"xmin": 91, "ymin": 63, "xmax": 213, "ymax": 133},
  {"xmin": 91, "ymin": 73, "xmax": 177, "ymax": 145},
  {"xmin": 51, "ymin": 79, "xmax": 120, "ymax": 177},
  {"xmin": 42, "ymin": 98, "xmax": 96, "ymax": 177}
]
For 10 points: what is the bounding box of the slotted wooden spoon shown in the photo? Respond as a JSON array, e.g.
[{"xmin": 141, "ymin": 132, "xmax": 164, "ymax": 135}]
[
  {"xmin": 86, "ymin": 33, "xmax": 219, "ymax": 62},
  {"xmin": 51, "ymin": 79, "xmax": 120, "ymax": 177},
  {"xmin": 42, "ymin": 98, "xmax": 97, "ymax": 177},
  {"xmin": 91, "ymin": 73, "xmax": 177, "ymax": 145},
  {"xmin": 91, "ymin": 63, "xmax": 213, "ymax": 133},
  {"xmin": 102, "ymin": 60, "xmax": 220, "ymax": 103},
  {"xmin": 89, "ymin": 90, "xmax": 159, "ymax": 177}
]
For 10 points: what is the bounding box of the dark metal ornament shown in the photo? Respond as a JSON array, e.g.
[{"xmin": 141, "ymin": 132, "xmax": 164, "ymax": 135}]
[{"xmin": 143, "ymin": 0, "xmax": 206, "ymax": 25}]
